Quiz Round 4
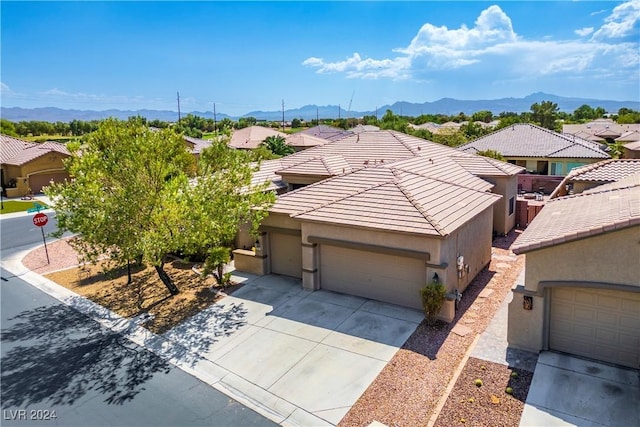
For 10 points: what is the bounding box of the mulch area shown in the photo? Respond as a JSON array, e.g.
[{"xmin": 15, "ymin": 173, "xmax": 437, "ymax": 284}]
[
  {"xmin": 338, "ymin": 231, "xmax": 527, "ymax": 427},
  {"xmin": 433, "ymin": 358, "xmax": 534, "ymax": 427}
]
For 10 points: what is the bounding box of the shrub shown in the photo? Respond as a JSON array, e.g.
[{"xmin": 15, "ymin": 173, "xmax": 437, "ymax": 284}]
[
  {"xmin": 420, "ymin": 281, "xmax": 446, "ymax": 324},
  {"xmin": 474, "ymin": 379, "xmax": 483, "ymax": 387}
]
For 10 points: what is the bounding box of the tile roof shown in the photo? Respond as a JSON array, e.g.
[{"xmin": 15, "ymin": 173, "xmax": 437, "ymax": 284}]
[
  {"xmin": 624, "ymin": 141, "xmax": 640, "ymax": 151},
  {"xmin": 284, "ymin": 133, "xmax": 328, "ymax": 149},
  {"xmin": 250, "ymin": 159, "xmax": 287, "ymax": 192},
  {"xmin": 277, "ymin": 155, "xmax": 352, "ymax": 177},
  {"xmin": 229, "ymin": 126, "xmax": 287, "ymax": 149},
  {"xmin": 297, "ymin": 125, "xmax": 352, "ymax": 142},
  {"xmin": 274, "ymin": 167, "xmax": 500, "ymax": 236},
  {"xmin": 562, "ymin": 120, "xmax": 640, "ymax": 137},
  {"xmin": 457, "ymin": 124, "xmax": 610, "ymax": 159},
  {"xmin": 512, "ymin": 177, "xmax": 640, "ymax": 254},
  {"xmin": 450, "ymin": 153, "xmax": 525, "ymax": 177},
  {"xmin": 617, "ymin": 130, "xmax": 640, "ymax": 142},
  {"xmin": 1, "ymin": 134, "xmax": 70, "ymax": 166},
  {"xmin": 183, "ymin": 135, "xmax": 212, "ymax": 154},
  {"xmin": 565, "ymin": 159, "xmax": 640, "ymax": 182}
]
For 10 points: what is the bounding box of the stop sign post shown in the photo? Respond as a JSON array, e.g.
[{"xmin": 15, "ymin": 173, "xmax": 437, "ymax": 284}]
[{"xmin": 33, "ymin": 212, "xmax": 50, "ymax": 264}]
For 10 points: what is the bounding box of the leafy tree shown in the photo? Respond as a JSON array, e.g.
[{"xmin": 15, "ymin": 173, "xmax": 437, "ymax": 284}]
[
  {"xmin": 617, "ymin": 109, "xmax": 640, "ymax": 124},
  {"xmin": 573, "ymin": 104, "xmax": 597, "ymax": 121},
  {"xmin": 47, "ymin": 118, "xmax": 274, "ymax": 295},
  {"xmin": 262, "ymin": 135, "xmax": 294, "ymax": 156},
  {"xmin": 471, "ymin": 110, "xmax": 493, "ymax": 123},
  {"xmin": 291, "ymin": 118, "xmax": 302, "ymax": 128},
  {"xmin": 361, "ymin": 115, "xmax": 378, "ymax": 126},
  {"xmin": 379, "ymin": 109, "xmax": 408, "ymax": 133},
  {"xmin": 476, "ymin": 149, "xmax": 505, "ymax": 161},
  {"xmin": 460, "ymin": 122, "xmax": 490, "ymax": 139},
  {"xmin": 0, "ymin": 119, "xmax": 18, "ymax": 137},
  {"xmin": 530, "ymin": 101, "xmax": 559, "ymax": 129}
]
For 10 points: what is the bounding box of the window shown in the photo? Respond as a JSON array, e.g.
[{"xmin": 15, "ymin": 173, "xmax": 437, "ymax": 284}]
[
  {"xmin": 550, "ymin": 162, "xmax": 564, "ymax": 176},
  {"xmin": 509, "ymin": 196, "xmax": 515, "ymax": 216},
  {"xmin": 566, "ymin": 162, "xmax": 586, "ymax": 174}
]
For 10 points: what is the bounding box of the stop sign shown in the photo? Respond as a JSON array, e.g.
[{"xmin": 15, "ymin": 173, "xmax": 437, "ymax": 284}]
[{"xmin": 33, "ymin": 212, "xmax": 48, "ymax": 227}]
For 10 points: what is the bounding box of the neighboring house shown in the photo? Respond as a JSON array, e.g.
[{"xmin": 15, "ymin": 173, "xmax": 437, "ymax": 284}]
[
  {"xmin": 1, "ymin": 134, "xmax": 70, "ymax": 196},
  {"xmin": 508, "ymin": 173, "xmax": 640, "ymax": 368},
  {"xmin": 550, "ymin": 159, "xmax": 640, "ymax": 198},
  {"xmin": 297, "ymin": 125, "xmax": 352, "ymax": 142},
  {"xmin": 228, "ymin": 126, "xmax": 287, "ymax": 150},
  {"xmin": 563, "ymin": 119, "xmax": 640, "ymax": 143},
  {"xmin": 235, "ymin": 130, "xmax": 524, "ymax": 322},
  {"xmin": 284, "ymin": 133, "xmax": 328, "ymax": 152},
  {"xmin": 458, "ymin": 123, "xmax": 610, "ymax": 176},
  {"xmin": 182, "ymin": 135, "xmax": 212, "ymax": 158},
  {"xmin": 623, "ymin": 140, "xmax": 640, "ymax": 159}
]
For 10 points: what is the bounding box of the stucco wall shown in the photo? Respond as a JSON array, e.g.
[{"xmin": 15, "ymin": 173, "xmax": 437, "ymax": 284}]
[
  {"xmin": 507, "ymin": 226, "xmax": 640, "ymax": 352},
  {"xmin": 482, "ymin": 176, "xmax": 517, "ymax": 235},
  {"xmin": 440, "ymin": 206, "xmax": 493, "ymax": 295},
  {"xmin": 20, "ymin": 153, "xmax": 69, "ymax": 177}
]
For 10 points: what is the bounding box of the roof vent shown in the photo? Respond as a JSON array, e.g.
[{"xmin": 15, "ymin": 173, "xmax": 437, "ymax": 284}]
[
  {"xmin": 417, "ymin": 146, "xmax": 421, "ymax": 151},
  {"xmin": 364, "ymin": 160, "xmax": 369, "ymax": 165},
  {"xmin": 429, "ymin": 158, "xmax": 434, "ymax": 164},
  {"xmin": 380, "ymin": 159, "xmax": 384, "ymax": 163}
]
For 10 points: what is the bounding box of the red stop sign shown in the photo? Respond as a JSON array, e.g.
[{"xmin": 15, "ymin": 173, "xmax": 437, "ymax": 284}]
[{"xmin": 33, "ymin": 212, "xmax": 49, "ymax": 227}]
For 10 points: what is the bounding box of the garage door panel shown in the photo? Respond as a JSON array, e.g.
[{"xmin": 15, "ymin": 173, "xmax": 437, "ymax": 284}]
[
  {"xmin": 320, "ymin": 245, "xmax": 424, "ymax": 310},
  {"xmin": 550, "ymin": 287, "xmax": 640, "ymax": 368},
  {"xmin": 270, "ymin": 233, "xmax": 302, "ymax": 278}
]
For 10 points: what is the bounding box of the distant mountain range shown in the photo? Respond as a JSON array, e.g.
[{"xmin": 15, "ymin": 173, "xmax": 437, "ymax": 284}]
[{"xmin": 2, "ymin": 92, "xmax": 638, "ymax": 123}]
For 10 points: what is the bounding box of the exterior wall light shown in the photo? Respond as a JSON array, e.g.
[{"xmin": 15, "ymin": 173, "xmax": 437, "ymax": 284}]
[
  {"xmin": 523, "ymin": 295, "xmax": 533, "ymax": 310},
  {"xmin": 432, "ymin": 272, "xmax": 439, "ymax": 283}
]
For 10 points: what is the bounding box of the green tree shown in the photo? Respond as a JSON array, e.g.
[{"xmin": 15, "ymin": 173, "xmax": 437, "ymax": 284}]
[
  {"xmin": 47, "ymin": 118, "xmax": 274, "ymax": 294},
  {"xmin": 379, "ymin": 110, "xmax": 408, "ymax": 132},
  {"xmin": 573, "ymin": 104, "xmax": 596, "ymax": 121},
  {"xmin": 471, "ymin": 110, "xmax": 493, "ymax": 123},
  {"xmin": 530, "ymin": 101, "xmax": 559, "ymax": 129},
  {"xmin": 291, "ymin": 118, "xmax": 302, "ymax": 128},
  {"xmin": 262, "ymin": 135, "xmax": 294, "ymax": 156},
  {"xmin": 0, "ymin": 119, "xmax": 18, "ymax": 137}
]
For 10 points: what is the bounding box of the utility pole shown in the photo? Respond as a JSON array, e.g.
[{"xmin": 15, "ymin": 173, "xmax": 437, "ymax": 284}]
[
  {"xmin": 375, "ymin": 106, "xmax": 378, "ymax": 121},
  {"xmin": 177, "ymin": 92, "xmax": 181, "ymax": 121},
  {"xmin": 282, "ymin": 99, "xmax": 285, "ymax": 132},
  {"xmin": 213, "ymin": 102, "xmax": 217, "ymax": 131},
  {"xmin": 338, "ymin": 104, "xmax": 341, "ymax": 120},
  {"xmin": 316, "ymin": 107, "xmax": 319, "ymax": 126}
]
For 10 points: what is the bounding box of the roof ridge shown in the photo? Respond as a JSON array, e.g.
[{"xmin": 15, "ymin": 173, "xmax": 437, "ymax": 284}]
[
  {"xmin": 391, "ymin": 169, "xmax": 447, "ymax": 236},
  {"xmin": 553, "ymin": 179, "xmax": 640, "ymax": 201},
  {"xmin": 391, "ymin": 164, "xmax": 497, "ymax": 194},
  {"xmin": 390, "ymin": 131, "xmax": 420, "ymax": 155}
]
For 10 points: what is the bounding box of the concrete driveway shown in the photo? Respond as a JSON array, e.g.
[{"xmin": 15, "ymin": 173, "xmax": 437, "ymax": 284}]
[
  {"xmin": 520, "ymin": 352, "xmax": 639, "ymax": 426},
  {"xmin": 163, "ymin": 273, "xmax": 423, "ymax": 426}
]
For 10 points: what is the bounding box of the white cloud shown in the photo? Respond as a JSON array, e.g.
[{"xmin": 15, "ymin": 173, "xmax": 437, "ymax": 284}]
[
  {"xmin": 1, "ymin": 82, "xmax": 15, "ymax": 95},
  {"xmin": 302, "ymin": 3, "xmax": 639, "ymax": 86},
  {"xmin": 591, "ymin": 9, "xmax": 608, "ymax": 16},
  {"xmin": 592, "ymin": 0, "xmax": 640, "ymax": 39},
  {"xmin": 575, "ymin": 27, "xmax": 594, "ymax": 36}
]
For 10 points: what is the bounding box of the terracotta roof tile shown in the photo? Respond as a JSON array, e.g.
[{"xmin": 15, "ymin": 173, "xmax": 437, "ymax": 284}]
[
  {"xmin": 512, "ymin": 179, "xmax": 640, "ymax": 254},
  {"xmin": 457, "ymin": 124, "xmax": 609, "ymax": 159},
  {"xmin": 1, "ymin": 134, "xmax": 70, "ymax": 166},
  {"xmin": 229, "ymin": 126, "xmax": 287, "ymax": 149}
]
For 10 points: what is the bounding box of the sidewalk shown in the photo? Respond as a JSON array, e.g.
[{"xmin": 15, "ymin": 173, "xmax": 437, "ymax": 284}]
[{"xmin": 0, "ymin": 245, "xmax": 312, "ymax": 426}]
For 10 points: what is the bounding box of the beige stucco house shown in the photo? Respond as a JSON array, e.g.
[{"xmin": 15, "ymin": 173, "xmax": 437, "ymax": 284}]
[
  {"xmin": 1, "ymin": 134, "xmax": 70, "ymax": 197},
  {"xmin": 235, "ymin": 130, "xmax": 524, "ymax": 322},
  {"xmin": 508, "ymin": 173, "xmax": 640, "ymax": 368},
  {"xmin": 458, "ymin": 124, "xmax": 610, "ymax": 176}
]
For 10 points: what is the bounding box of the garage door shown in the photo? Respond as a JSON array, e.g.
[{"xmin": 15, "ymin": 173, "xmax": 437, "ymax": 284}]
[
  {"xmin": 320, "ymin": 245, "xmax": 425, "ymax": 310},
  {"xmin": 269, "ymin": 233, "xmax": 302, "ymax": 278},
  {"xmin": 29, "ymin": 172, "xmax": 69, "ymax": 193},
  {"xmin": 550, "ymin": 287, "xmax": 640, "ymax": 368}
]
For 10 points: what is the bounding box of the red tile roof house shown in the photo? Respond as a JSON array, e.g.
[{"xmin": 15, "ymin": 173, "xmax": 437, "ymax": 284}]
[
  {"xmin": 507, "ymin": 171, "xmax": 640, "ymax": 368},
  {"xmin": 1, "ymin": 134, "xmax": 71, "ymax": 197},
  {"xmin": 457, "ymin": 123, "xmax": 610, "ymax": 178},
  {"xmin": 234, "ymin": 130, "xmax": 524, "ymax": 322}
]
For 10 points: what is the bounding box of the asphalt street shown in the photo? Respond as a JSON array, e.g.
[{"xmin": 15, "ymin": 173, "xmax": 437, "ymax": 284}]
[
  {"xmin": 0, "ymin": 213, "xmax": 71, "ymax": 251},
  {"xmin": 0, "ymin": 209, "xmax": 278, "ymax": 427}
]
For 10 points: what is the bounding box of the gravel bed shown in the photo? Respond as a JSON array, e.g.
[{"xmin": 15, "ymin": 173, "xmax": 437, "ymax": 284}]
[
  {"xmin": 338, "ymin": 232, "xmax": 525, "ymax": 427},
  {"xmin": 433, "ymin": 357, "xmax": 533, "ymax": 427},
  {"xmin": 21, "ymin": 237, "xmax": 80, "ymax": 274}
]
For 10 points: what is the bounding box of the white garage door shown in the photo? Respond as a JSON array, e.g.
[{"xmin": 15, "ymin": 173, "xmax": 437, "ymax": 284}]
[
  {"xmin": 269, "ymin": 233, "xmax": 302, "ymax": 278},
  {"xmin": 550, "ymin": 287, "xmax": 640, "ymax": 368},
  {"xmin": 320, "ymin": 245, "xmax": 425, "ymax": 310}
]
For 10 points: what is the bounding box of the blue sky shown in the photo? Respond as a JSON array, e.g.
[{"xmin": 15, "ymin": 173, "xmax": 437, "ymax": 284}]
[{"xmin": 1, "ymin": 1, "xmax": 639, "ymax": 116}]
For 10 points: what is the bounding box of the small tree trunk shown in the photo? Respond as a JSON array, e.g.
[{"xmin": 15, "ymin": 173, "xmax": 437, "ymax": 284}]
[
  {"xmin": 154, "ymin": 264, "xmax": 179, "ymax": 295},
  {"xmin": 216, "ymin": 263, "xmax": 224, "ymax": 285},
  {"xmin": 127, "ymin": 260, "xmax": 132, "ymax": 285}
]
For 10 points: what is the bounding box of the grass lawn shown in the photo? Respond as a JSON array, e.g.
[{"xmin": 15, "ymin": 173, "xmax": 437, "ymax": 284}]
[{"xmin": 1, "ymin": 200, "xmax": 48, "ymax": 214}]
